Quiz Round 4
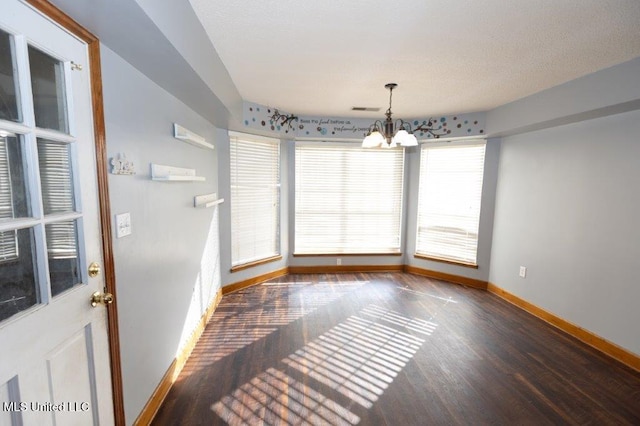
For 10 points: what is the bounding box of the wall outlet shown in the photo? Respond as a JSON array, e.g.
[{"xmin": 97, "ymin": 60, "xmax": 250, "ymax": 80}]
[
  {"xmin": 519, "ymin": 266, "xmax": 527, "ymax": 278},
  {"xmin": 336, "ymin": 258, "xmax": 342, "ymax": 265}
]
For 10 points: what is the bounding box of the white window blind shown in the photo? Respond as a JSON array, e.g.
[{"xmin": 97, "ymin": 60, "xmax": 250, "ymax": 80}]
[
  {"xmin": 295, "ymin": 143, "xmax": 404, "ymax": 254},
  {"xmin": 0, "ymin": 137, "xmax": 18, "ymax": 261},
  {"xmin": 37, "ymin": 140, "xmax": 77, "ymax": 259},
  {"xmin": 230, "ymin": 132, "xmax": 280, "ymax": 267},
  {"xmin": 416, "ymin": 142, "xmax": 486, "ymax": 265}
]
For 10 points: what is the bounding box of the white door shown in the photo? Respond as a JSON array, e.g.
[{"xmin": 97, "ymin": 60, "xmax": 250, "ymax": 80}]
[{"xmin": 0, "ymin": 2, "xmax": 114, "ymax": 425}]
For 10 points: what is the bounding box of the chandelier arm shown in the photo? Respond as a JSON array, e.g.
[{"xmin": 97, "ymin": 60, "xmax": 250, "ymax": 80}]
[
  {"xmin": 405, "ymin": 121, "xmax": 414, "ymax": 133},
  {"xmin": 394, "ymin": 118, "xmax": 412, "ymax": 132},
  {"xmin": 367, "ymin": 120, "xmax": 385, "ymax": 133}
]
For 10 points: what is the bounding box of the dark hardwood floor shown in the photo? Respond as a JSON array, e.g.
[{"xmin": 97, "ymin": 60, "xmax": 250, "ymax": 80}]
[{"xmin": 152, "ymin": 273, "xmax": 640, "ymax": 425}]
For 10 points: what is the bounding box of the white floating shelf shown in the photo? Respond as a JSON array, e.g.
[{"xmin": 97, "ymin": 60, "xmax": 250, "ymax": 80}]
[
  {"xmin": 153, "ymin": 175, "xmax": 206, "ymax": 182},
  {"xmin": 151, "ymin": 163, "xmax": 205, "ymax": 182},
  {"xmin": 204, "ymin": 198, "xmax": 224, "ymax": 208},
  {"xmin": 173, "ymin": 123, "xmax": 214, "ymax": 150},
  {"xmin": 194, "ymin": 193, "xmax": 224, "ymax": 208}
]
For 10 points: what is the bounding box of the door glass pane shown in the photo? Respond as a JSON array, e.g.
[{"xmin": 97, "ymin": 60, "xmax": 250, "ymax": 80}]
[
  {"xmin": 28, "ymin": 45, "xmax": 68, "ymax": 133},
  {"xmin": 0, "ymin": 29, "xmax": 21, "ymax": 122},
  {"xmin": 46, "ymin": 219, "xmax": 81, "ymax": 296},
  {"xmin": 37, "ymin": 139, "xmax": 75, "ymax": 215},
  {"xmin": 0, "ymin": 227, "xmax": 39, "ymax": 322},
  {"xmin": 0, "ymin": 134, "xmax": 30, "ymax": 219}
]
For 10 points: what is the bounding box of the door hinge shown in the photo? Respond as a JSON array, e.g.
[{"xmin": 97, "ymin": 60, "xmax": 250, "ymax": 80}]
[{"xmin": 71, "ymin": 61, "xmax": 83, "ymax": 71}]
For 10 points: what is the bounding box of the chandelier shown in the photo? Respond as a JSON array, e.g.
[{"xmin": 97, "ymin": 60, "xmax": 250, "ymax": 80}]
[{"xmin": 362, "ymin": 83, "xmax": 446, "ymax": 148}]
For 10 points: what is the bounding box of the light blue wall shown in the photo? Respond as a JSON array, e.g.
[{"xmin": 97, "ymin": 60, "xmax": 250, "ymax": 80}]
[
  {"xmin": 101, "ymin": 45, "xmax": 222, "ymax": 423},
  {"xmin": 486, "ymin": 58, "xmax": 640, "ymax": 356},
  {"xmin": 489, "ymin": 109, "xmax": 640, "ymax": 355}
]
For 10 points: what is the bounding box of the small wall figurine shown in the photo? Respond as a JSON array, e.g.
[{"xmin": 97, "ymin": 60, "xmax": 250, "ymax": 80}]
[{"xmin": 110, "ymin": 153, "xmax": 135, "ymax": 175}]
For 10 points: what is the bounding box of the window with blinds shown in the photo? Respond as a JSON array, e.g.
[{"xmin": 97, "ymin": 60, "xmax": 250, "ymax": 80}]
[
  {"xmin": 416, "ymin": 142, "xmax": 486, "ymax": 266},
  {"xmin": 37, "ymin": 140, "xmax": 77, "ymax": 259},
  {"xmin": 230, "ymin": 132, "xmax": 280, "ymax": 267},
  {"xmin": 295, "ymin": 143, "xmax": 404, "ymax": 254},
  {"xmin": 0, "ymin": 137, "xmax": 18, "ymax": 261}
]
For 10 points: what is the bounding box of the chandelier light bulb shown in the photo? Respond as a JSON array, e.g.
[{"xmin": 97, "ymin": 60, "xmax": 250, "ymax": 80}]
[
  {"xmin": 400, "ymin": 131, "xmax": 418, "ymax": 147},
  {"xmin": 394, "ymin": 128, "xmax": 420, "ymax": 147},
  {"xmin": 392, "ymin": 129, "xmax": 409, "ymax": 145},
  {"xmin": 363, "ymin": 130, "xmax": 385, "ymax": 148}
]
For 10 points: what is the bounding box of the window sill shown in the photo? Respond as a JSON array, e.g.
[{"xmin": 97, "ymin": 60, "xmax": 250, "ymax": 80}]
[
  {"xmin": 414, "ymin": 253, "xmax": 478, "ymax": 269},
  {"xmin": 230, "ymin": 255, "xmax": 283, "ymax": 273}
]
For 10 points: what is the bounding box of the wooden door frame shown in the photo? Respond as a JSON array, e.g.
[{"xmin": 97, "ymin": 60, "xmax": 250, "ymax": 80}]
[{"xmin": 24, "ymin": 1, "xmax": 125, "ymax": 424}]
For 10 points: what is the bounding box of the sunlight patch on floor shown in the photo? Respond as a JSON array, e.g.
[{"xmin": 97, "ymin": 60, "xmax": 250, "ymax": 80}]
[
  {"xmin": 283, "ymin": 305, "xmax": 432, "ymax": 409},
  {"xmin": 398, "ymin": 286, "xmax": 458, "ymax": 303},
  {"xmin": 209, "ymin": 298, "xmax": 439, "ymax": 423},
  {"xmin": 361, "ymin": 305, "xmax": 438, "ymax": 335},
  {"xmin": 179, "ymin": 281, "xmax": 365, "ymax": 376},
  {"xmin": 211, "ymin": 367, "xmax": 360, "ymax": 425}
]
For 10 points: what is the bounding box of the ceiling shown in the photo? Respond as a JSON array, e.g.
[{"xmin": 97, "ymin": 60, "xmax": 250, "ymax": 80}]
[{"xmin": 189, "ymin": 0, "xmax": 640, "ymax": 119}]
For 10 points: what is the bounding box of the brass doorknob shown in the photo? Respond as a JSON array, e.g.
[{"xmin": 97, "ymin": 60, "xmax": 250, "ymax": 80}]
[
  {"xmin": 88, "ymin": 262, "xmax": 101, "ymax": 278},
  {"xmin": 91, "ymin": 291, "xmax": 114, "ymax": 307}
]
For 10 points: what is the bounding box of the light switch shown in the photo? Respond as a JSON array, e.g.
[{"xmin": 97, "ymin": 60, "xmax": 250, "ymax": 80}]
[{"xmin": 115, "ymin": 213, "xmax": 132, "ymax": 238}]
